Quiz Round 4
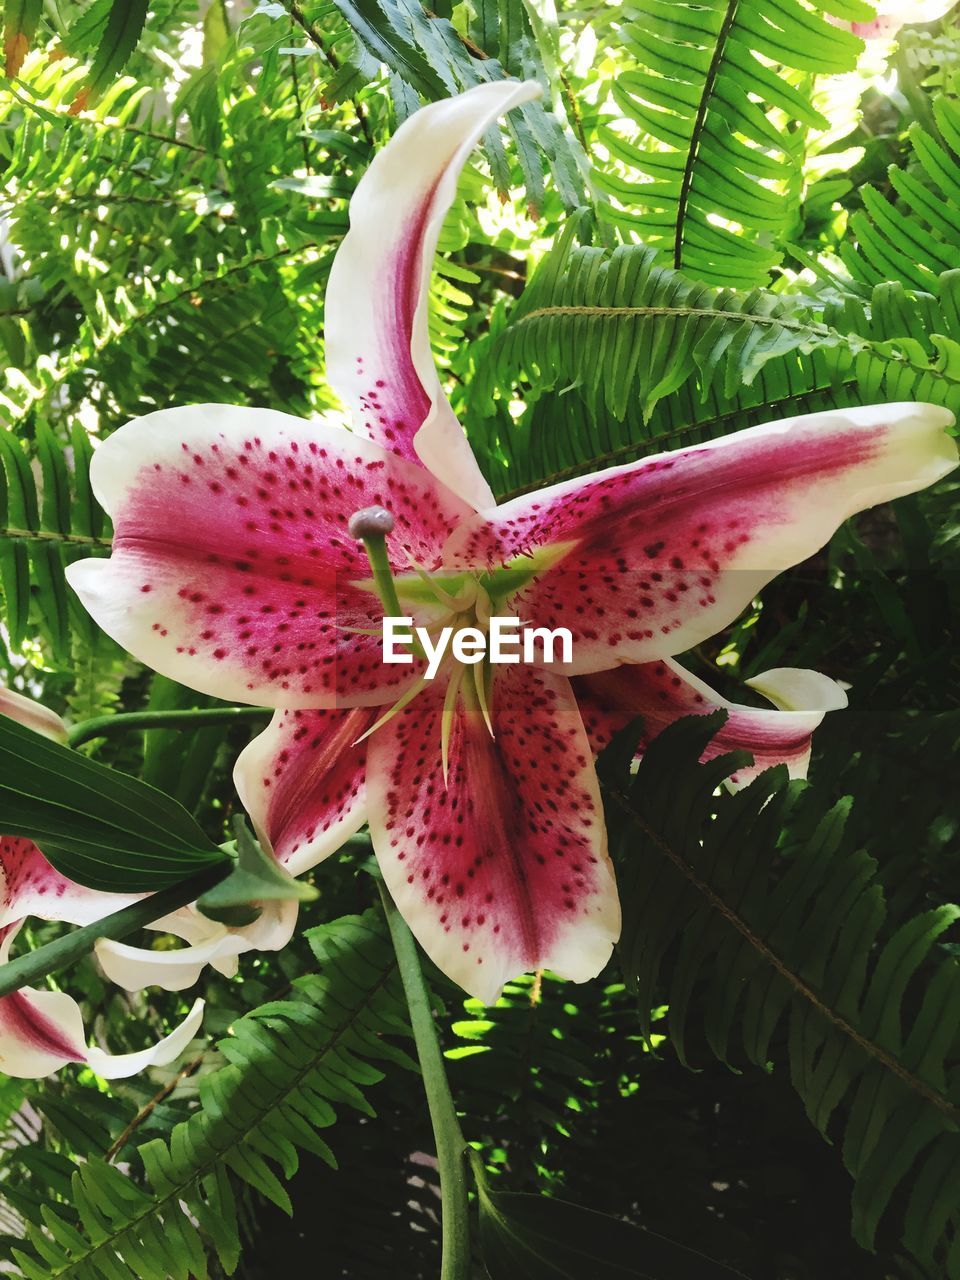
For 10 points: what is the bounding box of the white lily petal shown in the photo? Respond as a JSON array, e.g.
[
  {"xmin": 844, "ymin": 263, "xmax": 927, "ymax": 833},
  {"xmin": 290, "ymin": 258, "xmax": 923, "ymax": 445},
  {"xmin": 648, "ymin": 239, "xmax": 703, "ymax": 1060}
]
[
  {"xmin": 325, "ymin": 80, "xmax": 541, "ymax": 509},
  {"xmin": 96, "ymin": 900, "xmax": 299, "ymax": 992}
]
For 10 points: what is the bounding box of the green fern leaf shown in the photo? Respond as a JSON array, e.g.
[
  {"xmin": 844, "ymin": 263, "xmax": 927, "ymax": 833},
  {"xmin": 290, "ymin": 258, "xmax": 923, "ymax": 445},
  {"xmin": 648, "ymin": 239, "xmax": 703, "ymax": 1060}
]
[
  {"xmin": 597, "ymin": 0, "xmax": 868, "ymax": 287},
  {"xmin": 0, "ymin": 424, "xmax": 110, "ymax": 662},
  {"xmin": 475, "ymin": 223, "xmax": 960, "ymax": 474},
  {"xmin": 844, "ymin": 91, "xmax": 960, "ymax": 292},
  {"xmin": 9, "ymin": 911, "xmax": 414, "ymax": 1280},
  {"xmin": 599, "ymin": 714, "xmax": 960, "ymax": 1277}
]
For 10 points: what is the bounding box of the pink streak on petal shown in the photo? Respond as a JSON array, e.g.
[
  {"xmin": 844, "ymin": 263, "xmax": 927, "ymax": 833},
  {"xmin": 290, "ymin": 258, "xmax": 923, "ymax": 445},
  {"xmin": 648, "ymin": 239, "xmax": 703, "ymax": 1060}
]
[
  {"xmin": 69, "ymin": 406, "xmax": 473, "ymax": 709},
  {"xmin": 0, "ymin": 990, "xmax": 84, "ymax": 1063},
  {"xmin": 851, "ymin": 17, "xmax": 901, "ymax": 35},
  {"xmin": 357, "ymin": 189, "xmax": 437, "ymax": 463},
  {"xmin": 325, "ymin": 82, "xmax": 540, "ymax": 510},
  {"xmin": 367, "ymin": 666, "xmax": 620, "ymax": 1003},
  {"xmin": 575, "ymin": 660, "xmax": 834, "ymax": 787},
  {"xmin": 235, "ymin": 705, "xmax": 372, "ymax": 877},
  {"xmin": 445, "ymin": 405, "xmax": 957, "ymax": 674}
]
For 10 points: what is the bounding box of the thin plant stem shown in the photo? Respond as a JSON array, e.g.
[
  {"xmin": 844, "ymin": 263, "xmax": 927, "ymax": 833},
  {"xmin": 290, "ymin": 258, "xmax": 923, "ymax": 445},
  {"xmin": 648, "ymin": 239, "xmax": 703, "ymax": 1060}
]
[
  {"xmin": 105, "ymin": 1050, "xmax": 206, "ymax": 1162},
  {"xmin": 286, "ymin": 0, "xmax": 374, "ymax": 146},
  {"xmin": 378, "ymin": 881, "xmax": 472, "ymax": 1280},
  {"xmin": 67, "ymin": 706, "xmax": 271, "ymax": 748},
  {"xmin": 0, "ymin": 865, "xmax": 229, "ymax": 1000}
]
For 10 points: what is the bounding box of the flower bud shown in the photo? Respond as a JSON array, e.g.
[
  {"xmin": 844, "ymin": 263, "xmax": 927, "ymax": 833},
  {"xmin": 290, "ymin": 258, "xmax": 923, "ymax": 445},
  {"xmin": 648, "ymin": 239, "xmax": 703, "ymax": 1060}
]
[{"xmin": 0, "ymin": 686, "xmax": 68, "ymax": 743}]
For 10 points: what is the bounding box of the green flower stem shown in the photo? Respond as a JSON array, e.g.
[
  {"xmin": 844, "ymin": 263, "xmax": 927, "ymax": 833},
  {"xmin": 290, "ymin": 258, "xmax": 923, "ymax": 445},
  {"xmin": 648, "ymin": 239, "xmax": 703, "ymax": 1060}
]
[
  {"xmin": 0, "ymin": 864, "xmax": 229, "ymax": 1000},
  {"xmin": 379, "ymin": 881, "xmax": 472, "ymax": 1280},
  {"xmin": 67, "ymin": 706, "xmax": 271, "ymax": 748}
]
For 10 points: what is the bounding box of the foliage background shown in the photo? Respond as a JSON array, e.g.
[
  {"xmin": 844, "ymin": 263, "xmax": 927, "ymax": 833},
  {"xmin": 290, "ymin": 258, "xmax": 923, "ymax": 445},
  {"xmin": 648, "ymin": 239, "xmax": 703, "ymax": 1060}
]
[{"xmin": 0, "ymin": 0, "xmax": 959, "ymax": 1277}]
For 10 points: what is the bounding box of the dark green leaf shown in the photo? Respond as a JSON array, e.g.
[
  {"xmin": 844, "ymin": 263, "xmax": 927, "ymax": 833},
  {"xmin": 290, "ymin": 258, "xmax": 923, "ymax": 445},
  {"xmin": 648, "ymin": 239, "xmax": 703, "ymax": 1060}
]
[
  {"xmin": 478, "ymin": 1188, "xmax": 750, "ymax": 1279},
  {"xmin": 84, "ymin": 0, "xmax": 149, "ymax": 98},
  {"xmin": 0, "ymin": 713, "xmax": 224, "ymax": 889}
]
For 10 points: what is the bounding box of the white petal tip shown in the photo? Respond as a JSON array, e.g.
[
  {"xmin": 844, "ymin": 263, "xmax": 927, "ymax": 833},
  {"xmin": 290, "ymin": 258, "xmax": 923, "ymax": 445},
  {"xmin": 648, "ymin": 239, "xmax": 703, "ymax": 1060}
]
[
  {"xmin": 86, "ymin": 998, "xmax": 205, "ymax": 1079},
  {"xmin": 745, "ymin": 667, "xmax": 849, "ymax": 714},
  {"xmin": 513, "ymin": 79, "xmax": 544, "ymax": 105}
]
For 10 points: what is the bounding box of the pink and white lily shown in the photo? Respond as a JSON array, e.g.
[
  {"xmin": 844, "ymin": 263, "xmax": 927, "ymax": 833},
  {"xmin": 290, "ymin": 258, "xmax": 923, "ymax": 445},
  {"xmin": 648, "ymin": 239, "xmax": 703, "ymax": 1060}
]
[
  {"xmin": 0, "ymin": 690, "xmax": 204, "ymax": 1078},
  {"xmin": 66, "ymin": 82, "xmax": 958, "ymax": 1003},
  {"xmin": 840, "ymin": 0, "xmax": 955, "ymax": 38}
]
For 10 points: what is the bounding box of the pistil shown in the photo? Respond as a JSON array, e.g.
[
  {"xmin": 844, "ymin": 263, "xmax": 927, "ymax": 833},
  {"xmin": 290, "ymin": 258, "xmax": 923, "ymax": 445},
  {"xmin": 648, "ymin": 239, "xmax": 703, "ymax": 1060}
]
[{"xmin": 348, "ymin": 505, "xmax": 405, "ymax": 620}]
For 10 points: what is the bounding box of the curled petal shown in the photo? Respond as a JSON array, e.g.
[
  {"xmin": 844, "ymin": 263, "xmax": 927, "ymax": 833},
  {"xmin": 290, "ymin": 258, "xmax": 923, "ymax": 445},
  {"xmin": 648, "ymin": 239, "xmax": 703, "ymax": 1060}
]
[
  {"xmin": 574, "ymin": 659, "xmax": 848, "ymax": 787},
  {"xmin": 0, "ymin": 923, "xmax": 204, "ymax": 1079},
  {"xmin": 0, "ymin": 835, "xmax": 285, "ymax": 994},
  {"xmin": 325, "ymin": 80, "xmax": 540, "ymax": 510},
  {"xmin": 446, "ymin": 403, "xmax": 957, "ymax": 672},
  {"xmin": 0, "ymin": 988, "xmax": 204, "ymax": 1080},
  {"xmin": 0, "ymin": 686, "xmax": 68, "ymax": 743},
  {"xmin": 234, "ymin": 706, "xmax": 372, "ymax": 877},
  {"xmin": 96, "ymin": 900, "xmax": 298, "ymax": 992},
  {"xmin": 66, "ymin": 405, "xmax": 472, "ymax": 709},
  {"xmin": 367, "ymin": 665, "xmax": 620, "ymax": 1003}
]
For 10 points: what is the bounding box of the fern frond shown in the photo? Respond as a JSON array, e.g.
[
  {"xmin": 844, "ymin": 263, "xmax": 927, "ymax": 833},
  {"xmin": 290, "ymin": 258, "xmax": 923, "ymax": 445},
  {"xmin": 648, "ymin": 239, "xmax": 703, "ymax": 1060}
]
[
  {"xmin": 473, "ymin": 349, "xmax": 860, "ymax": 498},
  {"xmin": 9, "ymin": 911, "xmax": 414, "ymax": 1280},
  {"xmin": 597, "ymin": 0, "xmax": 867, "ymax": 287},
  {"xmin": 474, "ymin": 224, "xmax": 960, "ymax": 468},
  {"xmin": 0, "ymin": 421, "xmax": 109, "ymax": 663},
  {"xmin": 823, "ymin": 271, "xmax": 960, "ymax": 411},
  {"xmin": 474, "ymin": 223, "xmax": 843, "ymax": 422},
  {"xmin": 843, "ymin": 89, "xmax": 960, "ymax": 292},
  {"xmin": 292, "ymin": 0, "xmax": 587, "ymax": 210},
  {"xmin": 599, "ymin": 714, "xmax": 960, "ymax": 1278}
]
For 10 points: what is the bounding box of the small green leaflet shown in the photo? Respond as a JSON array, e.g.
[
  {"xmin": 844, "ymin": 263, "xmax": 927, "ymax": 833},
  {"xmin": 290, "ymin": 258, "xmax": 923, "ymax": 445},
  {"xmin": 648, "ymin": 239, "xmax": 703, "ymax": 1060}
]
[
  {"xmin": 478, "ymin": 1187, "xmax": 751, "ymax": 1279},
  {"xmin": 0, "ymin": 714, "xmax": 227, "ymax": 890},
  {"xmin": 331, "ymin": 0, "xmax": 447, "ymax": 98},
  {"xmin": 83, "ymin": 0, "xmax": 149, "ymax": 100},
  {"xmin": 58, "ymin": 0, "xmax": 113, "ymax": 58}
]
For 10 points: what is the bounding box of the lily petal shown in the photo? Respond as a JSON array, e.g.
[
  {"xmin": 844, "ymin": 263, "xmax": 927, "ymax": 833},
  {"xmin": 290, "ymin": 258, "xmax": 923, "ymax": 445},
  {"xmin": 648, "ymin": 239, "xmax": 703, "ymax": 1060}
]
[
  {"xmin": 234, "ymin": 706, "xmax": 372, "ymax": 877},
  {"xmin": 574, "ymin": 659, "xmax": 848, "ymax": 788},
  {"xmin": 95, "ymin": 900, "xmax": 298, "ymax": 992},
  {"xmin": 446, "ymin": 404, "xmax": 957, "ymax": 673},
  {"xmin": 66, "ymin": 405, "xmax": 473, "ymax": 708},
  {"xmin": 0, "ymin": 686, "xmax": 68, "ymax": 743},
  {"xmin": 101, "ymin": 706, "xmax": 378, "ymax": 991},
  {"xmin": 0, "ymin": 924, "xmax": 204, "ymax": 1079},
  {"xmin": 844, "ymin": 0, "xmax": 955, "ymax": 37},
  {"xmin": 325, "ymin": 80, "xmax": 540, "ymax": 511},
  {"xmin": 367, "ymin": 665, "xmax": 620, "ymax": 1003},
  {"xmin": 0, "ymin": 834, "xmax": 139, "ymax": 932}
]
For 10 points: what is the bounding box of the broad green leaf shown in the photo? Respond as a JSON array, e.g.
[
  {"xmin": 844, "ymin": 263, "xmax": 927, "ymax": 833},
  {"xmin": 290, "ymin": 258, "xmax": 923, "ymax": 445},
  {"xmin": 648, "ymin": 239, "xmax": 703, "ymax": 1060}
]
[{"xmin": 0, "ymin": 713, "xmax": 225, "ymax": 889}]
